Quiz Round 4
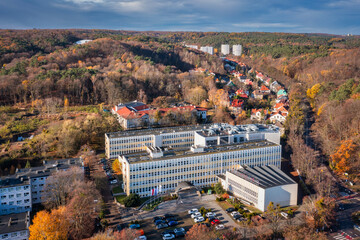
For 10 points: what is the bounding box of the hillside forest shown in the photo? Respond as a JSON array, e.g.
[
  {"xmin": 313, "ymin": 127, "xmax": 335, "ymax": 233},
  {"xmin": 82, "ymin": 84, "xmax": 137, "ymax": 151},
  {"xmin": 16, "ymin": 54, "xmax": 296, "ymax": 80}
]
[{"xmin": 0, "ymin": 30, "xmax": 359, "ymax": 191}]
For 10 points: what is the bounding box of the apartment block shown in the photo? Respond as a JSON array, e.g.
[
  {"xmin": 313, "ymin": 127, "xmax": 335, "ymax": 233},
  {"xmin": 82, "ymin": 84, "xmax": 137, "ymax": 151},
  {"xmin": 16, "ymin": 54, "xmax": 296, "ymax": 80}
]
[
  {"xmin": 218, "ymin": 165, "xmax": 298, "ymax": 211},
  {"xmin": 200, "ymin": 46, "xmax": 214, "ymax": 55},
  {"xmin": 233, "ymin": 44, "xmax": 242, "ymax": 56},
  {"xmin": 0, "ymin": 158, "xmax": 83, "ymax": 215},
  {"xmin": 221, "ymin": 44, "xmax": 230, "ymax": 55},
  {"xmin": 117, "ymin": 124, "xmax": 281, "ymax": 197}
]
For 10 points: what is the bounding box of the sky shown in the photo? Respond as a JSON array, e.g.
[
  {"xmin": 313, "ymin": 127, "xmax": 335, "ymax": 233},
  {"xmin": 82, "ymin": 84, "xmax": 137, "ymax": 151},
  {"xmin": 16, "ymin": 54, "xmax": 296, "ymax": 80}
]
[{"xmin": 0, "ymin": 0, "xmax": 359, "ymax": 34}]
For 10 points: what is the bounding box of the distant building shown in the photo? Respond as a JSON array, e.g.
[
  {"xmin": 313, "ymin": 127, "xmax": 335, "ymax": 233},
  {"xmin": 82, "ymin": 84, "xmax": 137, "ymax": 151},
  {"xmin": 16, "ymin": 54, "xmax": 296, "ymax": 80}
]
[
  {"xmin": 218, "ymin": 165, "xmax": 298, "ymax": 211},
  {"xmin": 221, "ymin": 44, "xmax": 230, "ymax": 55},
  {"xmin": 185, "ymin": 44, "xmax": 199, "ymax": 50},
  {"xmin": 75, "ymin": 39, "xmax": 92, "ymax": 45},
  {"xmin": 200, "ymin": 46, "xmax": 214, "ymax": 55},
  {"xmin": 233, "ymin": 45, "xmax": 242, "ymax": 56},
  {"xmin": 112, "ymin": 101, "xmax": 150, "ymax": 129},
  {"xmin": 0, "ymin": 211, "xmax": 30, "ymax": 240}
]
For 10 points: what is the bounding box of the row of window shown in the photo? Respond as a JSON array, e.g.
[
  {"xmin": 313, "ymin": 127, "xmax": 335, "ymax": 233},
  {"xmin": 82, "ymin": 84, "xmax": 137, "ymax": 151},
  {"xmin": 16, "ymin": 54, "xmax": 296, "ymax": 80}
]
[
  {"xmin": 0, "ymin": 186, "xmax": 29, "ymax": 193},
  {"xmin": 0, "ymin": 206, "xmax": 31, "ymax": 214},
  {"xmin": 1, "ymin": 199, "xmax": 30, "ymax": 205},
  {"xmin": 1, "ymin": 230, "xmax": 28, "ymax": 239},
  {"xmin": 228, "ymin": 178, "xmax": 258, "ymax": 198},
  {"xmin": 110, "ymin": 137, "xmax": 153, "ymax": 144}
]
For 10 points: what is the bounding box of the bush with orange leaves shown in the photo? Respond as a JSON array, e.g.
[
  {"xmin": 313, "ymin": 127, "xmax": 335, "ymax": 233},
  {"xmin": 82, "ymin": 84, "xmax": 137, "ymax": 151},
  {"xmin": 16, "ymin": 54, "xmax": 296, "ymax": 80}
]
[{"xmin": 330, "ymin": 140, "xmax": 356, "ymax": 174}]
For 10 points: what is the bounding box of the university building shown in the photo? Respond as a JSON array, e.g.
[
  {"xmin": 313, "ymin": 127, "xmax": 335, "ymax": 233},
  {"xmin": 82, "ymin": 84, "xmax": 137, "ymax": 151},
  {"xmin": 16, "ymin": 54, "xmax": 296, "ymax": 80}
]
[{"xmin": 117, "ymin": 124, "xmax": 282, "ymax": 197}]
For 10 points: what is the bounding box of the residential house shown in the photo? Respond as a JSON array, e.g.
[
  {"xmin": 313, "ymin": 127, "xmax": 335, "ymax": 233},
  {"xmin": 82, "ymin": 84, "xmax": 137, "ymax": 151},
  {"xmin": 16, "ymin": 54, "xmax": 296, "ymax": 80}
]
[
  {"xmin": 277, "ymin": 89, "xmax": 288, "ymax": 98},
  {"xmin": 253, "ymin": 90, "xmax": 264, "ymax": 100},
  {"xmin": 251, "ymin": 109, "xmax": 269, "ymax": 121},
  {"xmin": 270, "ymin": 112, "xmax": 287, "ymax": 123},
  {"xmin": 230, "ymin": 99, "xmax": 244, "ymax": 114},
  {"xmin": 256, "ymin": 72, "xmax": 264, "ymax": 81},
  {"xmin": 260, "ymin": 85, "xmax": 271, "ymax": 94},
  {"xmin": 264, "ymin": 77, "xmax": 272, "ymax": 86},
  {"xmin": 235, "ymin": 89, "xmax": 249, "ymax": 98},
  {"xmin": 245, "ymin": 79, "xmax": 253, "ymax": 86}
]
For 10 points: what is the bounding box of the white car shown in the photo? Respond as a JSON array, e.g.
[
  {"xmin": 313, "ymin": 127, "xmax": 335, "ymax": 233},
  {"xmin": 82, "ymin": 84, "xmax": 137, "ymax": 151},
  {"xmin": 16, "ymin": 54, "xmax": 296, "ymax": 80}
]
[
  {"xmin": 194, "ymin": 216, "xmax": 205, "ymax": 223},
  {"xmin": 280, "ymin": 212, "xmax": 288, "ymax": 219},
  {"xmin": 231, "ymin": 211, "xmax": 239, "ymax": 217},
  {"xmin": 215, "ymin": 224, "xmax": 225, "ymax": 230},
  {"xmin": 135, "ymin": 236, "xmax": 147, "ymax": 240},
  {"xmin": 162, "ymin": 233, "xmax": 175, "ymax": 240},
  {"xmin": 188, "ymin": 208, "xmax": 198, "ymax": 214},
  {"xmin": 206, "ymin": 212, "xmax": 216, "ymax": 218},
  {"xmin": 191, "ymin": 212, "xmax": 202, "ymax": 218},
  {"xmin": 110, "ymin": 179, "xmax": 118, "ymax": 184}
]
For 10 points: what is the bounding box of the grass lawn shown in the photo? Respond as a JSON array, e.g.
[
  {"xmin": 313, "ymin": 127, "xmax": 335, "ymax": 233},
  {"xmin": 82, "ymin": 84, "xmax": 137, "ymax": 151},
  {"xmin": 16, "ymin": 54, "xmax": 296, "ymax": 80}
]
[
  {"xmin": 115, "ymin": 195, "xmax": 127, "ymax": 204},
  {"xmin": 217, "ymin": 200, "xmax": 234, "ymax": 211},
  {"xmin": 112, "ymin": 186, "xmax": 124, "ymax": 194}
]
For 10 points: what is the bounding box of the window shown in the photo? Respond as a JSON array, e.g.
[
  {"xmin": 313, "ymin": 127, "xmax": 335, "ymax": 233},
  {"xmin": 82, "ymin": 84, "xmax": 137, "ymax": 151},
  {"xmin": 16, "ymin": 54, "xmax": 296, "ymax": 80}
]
[
  {"xmin": 9, "ymin": 195, "xmax": 14, "ymax": 199},
  {"xmin": 16, "ymin": 193, "xmax": 21, "ymax": 198}
]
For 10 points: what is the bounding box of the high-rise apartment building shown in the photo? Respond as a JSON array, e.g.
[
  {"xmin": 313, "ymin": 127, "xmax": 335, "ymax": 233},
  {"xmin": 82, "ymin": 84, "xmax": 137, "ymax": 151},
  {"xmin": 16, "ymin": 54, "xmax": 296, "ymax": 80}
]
[
  {"xmin": 221, "ymin": 44, "xmax": 230, "ymax": 55},
  {"xmin": 233, "ymin": 44, "xmax": 242, "ymax": 56}
]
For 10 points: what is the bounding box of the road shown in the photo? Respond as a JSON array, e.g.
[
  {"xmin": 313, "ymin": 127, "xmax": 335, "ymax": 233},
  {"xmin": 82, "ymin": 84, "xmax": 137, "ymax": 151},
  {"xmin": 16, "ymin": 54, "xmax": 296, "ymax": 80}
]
[{"xmin": 329, "ymin": 196, "xmax": 360, "ymax": 240}]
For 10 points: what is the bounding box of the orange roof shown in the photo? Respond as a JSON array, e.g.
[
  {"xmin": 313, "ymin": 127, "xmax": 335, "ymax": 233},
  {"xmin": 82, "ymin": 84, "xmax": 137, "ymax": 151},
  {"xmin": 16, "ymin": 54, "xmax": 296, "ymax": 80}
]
[
  {"xmin": 231, "ymin": 99, "xmax": 243, "ymax": 107},
  {"xmin": 133, "ymin": 104, "xmax": 149, "ymax": 111},
  {"xmin": 274, "ymin": 102, "xmax": 285, "ymax": 109},
  {"xmin": 116, "ymin": 106, "xmax": 148, "ymax": 119},
  {"xmin": 260, "ymin": 85, "xmax": 270, "ymax": 91}
]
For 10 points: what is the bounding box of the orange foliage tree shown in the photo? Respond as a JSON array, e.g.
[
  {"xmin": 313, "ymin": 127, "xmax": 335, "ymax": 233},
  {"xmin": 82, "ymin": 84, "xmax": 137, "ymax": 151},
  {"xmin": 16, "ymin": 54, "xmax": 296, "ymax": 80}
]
[
  {"xmin": 29, "ymin": 206, "xmax": 69, "ymax": 240},
  {"xmin": 330, "ymin": 140, "xmax": 356, "ymax": 174}
]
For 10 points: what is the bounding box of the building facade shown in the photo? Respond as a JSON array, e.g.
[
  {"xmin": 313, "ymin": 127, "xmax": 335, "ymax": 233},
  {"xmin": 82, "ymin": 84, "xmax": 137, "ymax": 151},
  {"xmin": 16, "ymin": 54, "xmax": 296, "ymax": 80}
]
[
  {"xmin": 219, "ymin": 165, "xmax": 298, "ymax": 211},
  {"xmin": 116, "ymin": 123, "xmax": 281, "ymax": 197},
  {"xmin": 200, "ymin": 46, "xmax": 214, "ymax": 55},
  {"xmin": 221, "ymin": 44, "xmax": 230, "ymax": 55},
  {"xmin": 0, "ymin": 158, "xmax": 83, "ymax": 215},
  {"xmin": 233, "ymin": 45, "xmax": 242, "ymax": 56}
]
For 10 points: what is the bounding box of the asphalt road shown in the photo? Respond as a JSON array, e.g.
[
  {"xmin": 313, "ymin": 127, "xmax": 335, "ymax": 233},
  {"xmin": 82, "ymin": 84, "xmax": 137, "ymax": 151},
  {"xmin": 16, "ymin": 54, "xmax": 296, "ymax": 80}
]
[{"xmin": 329, "ymin": 196, "xmax": 360, "ymax": 240}]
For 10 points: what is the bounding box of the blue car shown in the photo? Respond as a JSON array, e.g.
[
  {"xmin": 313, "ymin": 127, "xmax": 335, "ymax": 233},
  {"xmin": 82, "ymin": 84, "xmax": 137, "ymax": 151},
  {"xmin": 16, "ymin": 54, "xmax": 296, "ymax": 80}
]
[
  {"xmin": 129, "ymin": 224, "xmax": 140, "ymax": 229},
  {"xmin": 168, "ymin": 221, "xmax": 178, "ymax": 226}
]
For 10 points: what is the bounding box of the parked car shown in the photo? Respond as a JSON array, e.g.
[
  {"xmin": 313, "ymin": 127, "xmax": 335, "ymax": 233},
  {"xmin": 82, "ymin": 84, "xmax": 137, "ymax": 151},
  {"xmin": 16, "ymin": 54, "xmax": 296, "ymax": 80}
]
[
  {"xmin": 215, "ymin": 224, "xmax": 225, "ymax": 230},
  {"xmin": 162, "ymin": 233, "xmax": 175, "ymax": 240},
  {"xmin": 354, "ymin": 225, "xmax": 360, "ymax": 232},
  {"xmin": 226, "ymin": 207, "xmax": 235, "ymax": 213},
  {"xmin": 154, "ymin": 220, "xmax": 165, "ymax": 226},
  {"xmin": 174, "ymin": 228, "xmax": 185, "ymax": 237},
  {"xmin": 211, "ymin": 219, "xmax": 221, "ymax": 225},
  {"xmin": 206, "ymin": 212, "xmax": 216, "ymax": 218},
  {"xmin": 207, "ymin": 216, "xmax": 216, "ymax": 221},
  {"xmin": 338, "ymin": 204, "xmax": 345, "ymax": 211},
  {"xmin": 280, "ymin": 212, "xmax": 289, "ymax": 219},
  {"xmin": 156, "ymin": 223, "xmax": 169, "ymax": 229},
  {"xmin": 188, "ymin": 208, "xmax": 198, "ymax": 214},
  {"xmin": 129, "ymin": 224, "xmax": 140, "ymax": 229},
  {"xmin": 110, "ymin": 179, "xmax": 118, "ymax": 184},
  {"xmin": 161, "ymin": 230, "xmax": 175, "ymax": 236},
  {"xmin": 231, "ymin": 211, "xmax": 240, "ymax": 217},
  {"xmin": 194, "ymin": 216, "xmax": 205, "ymax": 223},
  {"xmin": 233, "ymin": 215, "xmax": 242, "ymax": 220},
  {"xmin": 191, "ymin": 212, "xmax": 202, "ymax": 218},
  {"xmin": 153, "ymin": 216, "xmax": 162, "ymax": 222},
  {"xmin": 135, "ymin": 236, "xmax": 147, "ymax": 240},
  {"xmin": 168, "ymin": 221, "xmax": 178, "ymax": 227},
  {"xmin": 166, "ymin": 218, "xmax": 177, "ymax": 223}
]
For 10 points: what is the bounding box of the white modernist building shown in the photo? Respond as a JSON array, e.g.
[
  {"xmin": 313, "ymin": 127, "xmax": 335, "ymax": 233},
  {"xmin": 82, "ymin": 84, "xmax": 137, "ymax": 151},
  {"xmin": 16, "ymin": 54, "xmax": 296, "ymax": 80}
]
[
  {"xmin": 0, "ymin": 212, "xmax": 30, "ymax": 240},
  {"xmin": 233, "ymin": 44, "xmax": 242, "ymax": 56},
  {"xmin": 218, "ymin": 165, "xmax": 298, "ymax": 211},
  {"xmin": 200, "ymin": 46, "xmax": 214, "ymax": 55},
  {"xmin": 221, "ymin": 44, "xmax": 230, "ymax": 55},
  {"xmin": 117, "ymin": 124, "xmax": 282, "ymax": 197},
  {"xmin": 0, "ymin": 158, "xmax": 83, "ymax": 215}
]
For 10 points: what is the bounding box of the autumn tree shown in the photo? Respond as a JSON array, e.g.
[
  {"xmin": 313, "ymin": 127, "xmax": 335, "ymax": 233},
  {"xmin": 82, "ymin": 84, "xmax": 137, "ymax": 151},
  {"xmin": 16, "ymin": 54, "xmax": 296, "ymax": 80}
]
[
  {"xmin": 185, "ymin": 86, "xmax": 207, "ymax": 105},
  {"xmin": 114, "ymin": 228, "xmax": 141, "ymax": 240},
  {"xmin": 263, "ymin": 202, "xmax": 282, "ymax": 238},
  {"xmin": 66, "ymin": 180, "xmax": 101, "ymax": 239},
  {"xmin": 43, "ymin": 166, "xmax": 84, "ymax": 209},
  {"xmin": 303, "ymin": 196, "xmax": 336, "ymax": 230},
  {"xmin": 112, "ymin": 159, "xmax": 122, "ymax": 175},
  {"xmin": 29, "ymin": 206, "xmax": 69, "ymax": 240},
  {"xmin": 185, "ymin": 224, "xmax": 216, "ymax": 240},
  {"xmin": 330, "ymin": 140, "xmax": 356, "ymax": 174}
]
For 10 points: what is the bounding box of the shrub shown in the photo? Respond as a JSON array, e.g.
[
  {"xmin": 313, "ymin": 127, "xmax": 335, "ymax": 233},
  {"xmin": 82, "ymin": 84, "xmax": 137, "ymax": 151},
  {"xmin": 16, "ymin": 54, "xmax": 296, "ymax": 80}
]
[{"xmin": 123, "ymin": 193, "xmax": 141, "ymax": 207}]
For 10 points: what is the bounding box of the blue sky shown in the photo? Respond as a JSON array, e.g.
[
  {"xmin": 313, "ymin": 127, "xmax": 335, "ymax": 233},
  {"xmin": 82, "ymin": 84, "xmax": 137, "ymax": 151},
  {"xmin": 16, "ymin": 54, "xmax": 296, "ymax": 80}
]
[{"xmin": 0, "ymin": 0, "xmax": 359, "ymax": 34}]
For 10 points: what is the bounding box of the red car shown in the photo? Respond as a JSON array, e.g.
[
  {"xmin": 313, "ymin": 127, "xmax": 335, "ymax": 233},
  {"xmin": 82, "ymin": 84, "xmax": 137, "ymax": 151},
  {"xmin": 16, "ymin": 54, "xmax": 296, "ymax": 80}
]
[{"xmin": 211, "ymin": 219, "xmax": 220, "ymax": 225}]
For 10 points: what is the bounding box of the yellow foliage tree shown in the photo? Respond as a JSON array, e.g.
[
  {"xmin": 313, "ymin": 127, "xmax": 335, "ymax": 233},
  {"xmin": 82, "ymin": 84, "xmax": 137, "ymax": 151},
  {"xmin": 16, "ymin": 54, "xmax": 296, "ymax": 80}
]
[
  {"xmin": 306, "ymin": 83, "xmax": 322, "ymax": 108},
  {"xmin": 112, "ymin": 159, "xmax": 122, "ymax": 175},
  {"xmin": 29, "ymin": 206, "xmax": 69, "ymax": 240},
  {"xmin": 330, "ymin": 140, "xmax": 356, "ymax": 174}
]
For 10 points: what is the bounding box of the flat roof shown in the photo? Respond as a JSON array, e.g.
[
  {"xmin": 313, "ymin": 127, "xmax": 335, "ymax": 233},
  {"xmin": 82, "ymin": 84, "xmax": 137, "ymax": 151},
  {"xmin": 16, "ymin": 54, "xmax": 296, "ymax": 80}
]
[
  {"xmin": 0, "ymin": 158, "xmax": 83, "ymax": 187},
  {"xmin": 106, "ymin": 123, "xmax": 279, "ymax": 139},
  {"xmin": 106, "ymin": 124, "xmax": 212, "ymax": 139},
  {"xmin": 229, "ymin": 165, "xmax": 296, "ymax": 189},
  {"xmin": 0, "ymin": 212, "xmax": 29, "ymax": 234},
  {"xmin": 123, "ymin": 140, "xmax": 278, "ymax": 164}
]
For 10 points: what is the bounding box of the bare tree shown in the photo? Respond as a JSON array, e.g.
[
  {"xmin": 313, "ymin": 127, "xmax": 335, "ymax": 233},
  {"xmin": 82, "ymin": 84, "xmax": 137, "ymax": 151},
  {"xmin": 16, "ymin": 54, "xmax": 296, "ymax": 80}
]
[{"xmin": 43, "ymin": 166, "xmax": 84, "ymax": 209}]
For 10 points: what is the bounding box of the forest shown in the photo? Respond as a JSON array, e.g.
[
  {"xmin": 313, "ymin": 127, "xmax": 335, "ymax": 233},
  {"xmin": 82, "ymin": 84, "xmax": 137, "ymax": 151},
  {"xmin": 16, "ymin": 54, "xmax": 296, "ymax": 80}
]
[{"xmin": 0, "ymin": 29, "xmax": 359, "ymax": 189}]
